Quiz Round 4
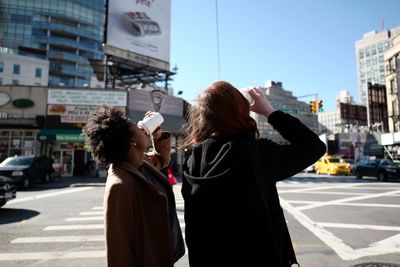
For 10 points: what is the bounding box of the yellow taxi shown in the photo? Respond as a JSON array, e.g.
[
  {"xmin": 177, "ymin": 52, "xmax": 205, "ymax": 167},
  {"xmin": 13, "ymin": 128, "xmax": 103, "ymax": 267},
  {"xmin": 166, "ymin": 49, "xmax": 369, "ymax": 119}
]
[{"xmin": 314, "ymin": 156, "xmax": 351, "ymax": 175}]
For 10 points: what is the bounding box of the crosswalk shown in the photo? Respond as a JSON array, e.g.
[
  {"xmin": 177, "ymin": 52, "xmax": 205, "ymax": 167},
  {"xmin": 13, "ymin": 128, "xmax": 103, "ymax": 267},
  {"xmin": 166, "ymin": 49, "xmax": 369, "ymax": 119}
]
[{"xmin": 1, "ymin": 186, "xmax": 187, "ymax": 265}]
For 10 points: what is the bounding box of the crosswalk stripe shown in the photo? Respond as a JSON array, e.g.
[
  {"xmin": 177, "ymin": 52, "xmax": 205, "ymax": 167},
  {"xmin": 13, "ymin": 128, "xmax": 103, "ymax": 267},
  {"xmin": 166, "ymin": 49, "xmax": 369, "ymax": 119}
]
[
  {"xmin": 0, "ymin": 251, "xmax": 105, "ymax": 261},
  {"xmin": 92, "ymin": 207, "xmax": 103, "ymax": 210},
  {"xmin": 66, "ymin": 217, "xmax": 103, "ymax": 222},
  {"xmin": 11, "ymin": 235, "xmax": 104, "ymax": 243},
  {"xmin": 79, "ymin": 211, "xmax": 103, "ymax": 216},
  {"xmin": 44, "ymin": 224, "xmax": 103, "ymax": 231}
]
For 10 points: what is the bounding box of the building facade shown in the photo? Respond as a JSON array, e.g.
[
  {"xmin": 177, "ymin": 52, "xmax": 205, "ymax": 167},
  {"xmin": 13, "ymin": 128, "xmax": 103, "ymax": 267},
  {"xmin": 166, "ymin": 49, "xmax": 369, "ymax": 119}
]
[
  {"xmin": 0, "ymin": 0, "xmax": 104, "ymax": 87},
  {"xmin": 355, "ymin": 26, "xmax": 400, "ymax": 105},
  {"xmin": 318, "ymin": 111, "xmax": 341, "ymax": 135},
  {"xmin": 254, "ymin": 81, "xmax": 318, "ymax": 144},
  {"xmin": 385, "ymin": 34, "xmax": 400, "ymax": 133},
  {"xmin": 0, "ymin": 49, "xmax": 49, "ymax": 86}
]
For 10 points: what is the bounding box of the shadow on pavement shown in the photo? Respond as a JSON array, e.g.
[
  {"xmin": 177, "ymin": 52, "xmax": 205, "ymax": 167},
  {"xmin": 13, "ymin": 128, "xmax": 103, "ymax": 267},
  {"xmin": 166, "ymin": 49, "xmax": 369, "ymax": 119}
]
[{"xmin": 0, "ymin": 208, "xmax": 40, "ymax": 224}]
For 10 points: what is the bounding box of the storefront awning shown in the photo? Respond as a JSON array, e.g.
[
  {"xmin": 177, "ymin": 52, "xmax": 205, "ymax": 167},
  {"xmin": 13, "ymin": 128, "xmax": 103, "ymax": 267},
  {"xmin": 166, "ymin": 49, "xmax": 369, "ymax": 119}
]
[{"xmin": 37, "ymin": 129, "xmax": 85, "ymax": 142}]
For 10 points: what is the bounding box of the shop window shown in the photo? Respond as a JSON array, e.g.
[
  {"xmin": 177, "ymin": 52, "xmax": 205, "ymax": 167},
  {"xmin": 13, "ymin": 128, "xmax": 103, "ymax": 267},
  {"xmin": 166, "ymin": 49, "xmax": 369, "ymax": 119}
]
[
  {"xmin": 11, "ymin": 130, "xmax": 23, "ymax": 137},
  {"xmin": 23, "ymin": 139, "xmax": 34, "ymax": 148},
  {"xmin": 11, "ymin": 139, "xmax": 21, "ymax": 148},
  {"xmin": 0, "ymin": 138, "xmax": 9, "ymax": 155},
  {"xmin": 24, "ymin": 131, "xmax": 34, "ymax": 137},
  {"xmin": 0, "ymin": 130, "xmax": 10, "ymax": 137}
]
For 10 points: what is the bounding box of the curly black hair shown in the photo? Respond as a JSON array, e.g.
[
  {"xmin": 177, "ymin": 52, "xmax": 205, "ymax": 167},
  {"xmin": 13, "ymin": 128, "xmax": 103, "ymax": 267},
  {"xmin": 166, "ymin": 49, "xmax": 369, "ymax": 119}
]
[{"xmin": 83, "ymin": 105, "xmax": 133, "ymax": 164}]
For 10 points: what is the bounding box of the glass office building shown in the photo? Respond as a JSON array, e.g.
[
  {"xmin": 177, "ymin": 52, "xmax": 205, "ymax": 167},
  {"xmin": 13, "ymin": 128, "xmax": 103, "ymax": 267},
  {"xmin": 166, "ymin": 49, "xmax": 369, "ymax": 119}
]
[
  {"xmin": 355, "ymin": 26, "xmax": 400, "ymax": 105},
  {"xmin": 0, "ymin": 0, "xmax": 104, "ymax": 87}
]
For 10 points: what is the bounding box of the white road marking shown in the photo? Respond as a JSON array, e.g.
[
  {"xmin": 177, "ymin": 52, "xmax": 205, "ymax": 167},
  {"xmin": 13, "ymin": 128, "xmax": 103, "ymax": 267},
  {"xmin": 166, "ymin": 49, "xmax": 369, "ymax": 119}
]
[
  {"xmin": 66, "ymin": 217, "xmax": 103, "ymax": 222},
  {"xmin": 279, "ymin": 183, "xmax": 363, "ymax": 193},
  {"xmin": 0, "ymin": 251, "xmax": 104, "ymax": 261},
  {"xmin": 287, "ymin": 200, "xmax": 400, "ymax": 208},
  {"xmin": 79, "ymin": 211, "xmax": 103, "ymax": 216},
  {"xmin": 92, "ymin": 206, "xmax": 103, "ymax": 210},
  {"xmin": 44, "ymin": 224, "xmax": 103, "ymax": 231},
  {"xmin": 317, "ymin": 222, "xmax": 400, "ymax": 231},
  {"xmin": 282, "ymin": 191, "xmax": 369, "ymax": 196},
  {"xmin": 8, "ymin": 187, "xmax": 94, "ymax": 204},
  {"xmin": 281, "ymin": 188, "xmax": 400, "ymax": 260},
  {"xmin": 11, "ymin": 235, "xmax": 104, "ymax": 243},
  {"xmin": 298, "ymin": 189, "xmax": 400, "ymax": 211}
]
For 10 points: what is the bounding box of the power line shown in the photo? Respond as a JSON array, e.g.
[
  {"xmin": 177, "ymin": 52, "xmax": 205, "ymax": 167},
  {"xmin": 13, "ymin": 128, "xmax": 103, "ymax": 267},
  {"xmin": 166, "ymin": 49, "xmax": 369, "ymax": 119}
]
[{"xmin": 215, "ymin": 0, "xmax": 221, "ymax": 79}]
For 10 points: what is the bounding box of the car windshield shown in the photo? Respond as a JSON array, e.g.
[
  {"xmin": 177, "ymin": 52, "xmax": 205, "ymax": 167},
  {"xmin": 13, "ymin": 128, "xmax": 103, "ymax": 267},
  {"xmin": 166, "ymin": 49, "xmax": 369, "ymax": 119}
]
[
  {"xmin": 380, "ymin": 160, "xmax": 398, "ymax": 167},
  {"xmin": 329, "ymin": 158, "xmax": 343, "ymax": 163},
  {"xmin": 0, "ymin": 157, "xmax": 33, "ymax": 167}
]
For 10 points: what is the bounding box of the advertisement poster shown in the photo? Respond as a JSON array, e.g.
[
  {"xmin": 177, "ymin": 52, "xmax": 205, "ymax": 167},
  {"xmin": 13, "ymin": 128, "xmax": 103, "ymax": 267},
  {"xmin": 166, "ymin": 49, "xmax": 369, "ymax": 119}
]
[{"xmin": 106, "ymin": 0, "xmax": 170, "ymax": 64}]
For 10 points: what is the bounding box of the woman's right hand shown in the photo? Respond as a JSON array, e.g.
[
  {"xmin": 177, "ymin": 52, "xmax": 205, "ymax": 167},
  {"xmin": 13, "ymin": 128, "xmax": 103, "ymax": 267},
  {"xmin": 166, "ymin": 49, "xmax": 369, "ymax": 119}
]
[{"xmin": 247, "ymin": 87, "xmax": 275, "ymax": 117}]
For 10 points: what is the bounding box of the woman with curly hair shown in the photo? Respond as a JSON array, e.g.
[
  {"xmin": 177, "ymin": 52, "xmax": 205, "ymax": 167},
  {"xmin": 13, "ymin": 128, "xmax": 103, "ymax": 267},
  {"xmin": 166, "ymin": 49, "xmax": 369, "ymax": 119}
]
[
  {"xmin": 182, "ymin": 81, "xmax": 326, "ymax": 267},
  {"xmin": 83, "ymin": 105, "xmax": 185, "ymax": 267}
]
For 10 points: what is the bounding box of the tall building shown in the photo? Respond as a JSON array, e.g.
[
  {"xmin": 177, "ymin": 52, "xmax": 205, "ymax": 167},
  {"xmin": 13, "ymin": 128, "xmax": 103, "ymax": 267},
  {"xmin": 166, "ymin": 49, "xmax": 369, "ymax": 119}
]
[
  {"xmin": 0, "ymin": 49, "xmax": 49, "ymax": 86},
  {"xmin": 385, "ymin": 33, "xmax": 400, "ymax": 132},
  {"xmin": 355, "ymin": 26, "xmax": 400, "ymax": 105},
  {"xmin": 254, "ymin": 81, "xmax": 318, "ymax": 144},
  {"xmin": 0, "ymin": 0, "xmax": 104, "ymax": 87}
]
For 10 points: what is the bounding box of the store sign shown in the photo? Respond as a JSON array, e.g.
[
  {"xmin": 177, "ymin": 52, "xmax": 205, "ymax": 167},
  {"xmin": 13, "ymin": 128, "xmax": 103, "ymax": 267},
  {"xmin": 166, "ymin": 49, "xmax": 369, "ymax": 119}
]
[
  {"xmin": 12, "ymin": 98, "xmax": 34, "ymax": 108},
  {"xmin": 48, "ymin": 89, "xmax": 127, "ymax": 106},
  {"xmin": 0, "ymin": 92, "xmax": 11, "ymax": 106},
  {"xmin": 48, "ymin": 105, "xmax": 99, "ymax": 123},
  {"xmin": 56, "ymin": 134, "xmax": 85, "ymax": 142},
  {"xmin": 0, "ymin": 111, "xmax": 36, "ymax": 119}
]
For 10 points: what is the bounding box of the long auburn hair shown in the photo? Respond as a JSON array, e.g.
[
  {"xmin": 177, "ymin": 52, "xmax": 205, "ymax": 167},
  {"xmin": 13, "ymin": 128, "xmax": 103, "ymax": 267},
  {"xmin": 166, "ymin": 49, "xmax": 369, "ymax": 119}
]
[{"xmin": 183, "ymin": 81, "xmax": 259, "ymax": 149}]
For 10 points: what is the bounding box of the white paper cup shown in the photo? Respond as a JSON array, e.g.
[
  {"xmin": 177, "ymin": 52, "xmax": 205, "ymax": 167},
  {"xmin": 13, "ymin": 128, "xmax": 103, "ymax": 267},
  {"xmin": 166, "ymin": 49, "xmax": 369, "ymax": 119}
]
[
  {"xmin": 240, "ymin": 89, "xmax": 255, "ymax": 106},
  {"xmin": 137, "ymin": 112, "xmax": 164, "ymax": 136}
]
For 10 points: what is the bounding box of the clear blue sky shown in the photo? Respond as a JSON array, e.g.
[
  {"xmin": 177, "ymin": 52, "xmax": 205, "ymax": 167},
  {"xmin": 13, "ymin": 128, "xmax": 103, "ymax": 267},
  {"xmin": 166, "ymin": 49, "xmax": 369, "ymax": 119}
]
[{"xmin": 170, "ymin": 0, "xmax": 400, "ymax": 112}]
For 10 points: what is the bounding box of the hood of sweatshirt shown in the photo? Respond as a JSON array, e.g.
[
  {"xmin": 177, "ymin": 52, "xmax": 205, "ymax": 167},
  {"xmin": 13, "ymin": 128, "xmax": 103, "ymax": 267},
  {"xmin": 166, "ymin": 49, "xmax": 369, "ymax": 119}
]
[{"xmin": 184, "ymin": 136, "xmax": 253, "ymax": 187}]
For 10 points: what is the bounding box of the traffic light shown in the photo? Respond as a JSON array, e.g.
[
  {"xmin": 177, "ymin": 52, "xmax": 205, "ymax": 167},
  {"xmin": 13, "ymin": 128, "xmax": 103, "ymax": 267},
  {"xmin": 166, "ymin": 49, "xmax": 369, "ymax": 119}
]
[
  {"xmin": 317, "ymin": 100, "xmax": 323, "ymax": 112},
  {"xmin": 309, "ymin": 99, "xmax": 317, "ymax": 113}
]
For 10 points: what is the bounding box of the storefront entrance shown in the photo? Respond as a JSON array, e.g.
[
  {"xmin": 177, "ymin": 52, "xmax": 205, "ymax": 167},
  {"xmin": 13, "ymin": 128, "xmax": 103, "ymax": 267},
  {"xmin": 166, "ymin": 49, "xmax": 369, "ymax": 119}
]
[{"xmin": 51, "ymin": 147, "xmax": 74, "ymax": 177}]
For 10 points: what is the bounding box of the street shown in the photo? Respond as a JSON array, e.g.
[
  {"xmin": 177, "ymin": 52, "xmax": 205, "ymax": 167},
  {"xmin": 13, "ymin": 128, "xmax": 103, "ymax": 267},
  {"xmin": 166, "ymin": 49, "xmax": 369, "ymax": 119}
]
[{"xmin": 0, "ymin": 174, "xmax": 399, "ymax": 267}]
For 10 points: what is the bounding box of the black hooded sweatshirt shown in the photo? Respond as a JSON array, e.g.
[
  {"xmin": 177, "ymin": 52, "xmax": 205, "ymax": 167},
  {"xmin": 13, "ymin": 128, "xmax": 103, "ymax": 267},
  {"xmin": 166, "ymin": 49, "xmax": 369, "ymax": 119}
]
[{"xmin": 182, "ymin": 111, "xmax": 326, "ymax": 267}]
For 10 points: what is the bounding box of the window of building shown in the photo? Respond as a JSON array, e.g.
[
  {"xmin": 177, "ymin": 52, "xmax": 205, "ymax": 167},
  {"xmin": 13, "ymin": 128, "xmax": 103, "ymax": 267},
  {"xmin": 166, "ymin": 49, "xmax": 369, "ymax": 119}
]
[
  {"xmin": 10, "ymin": 14, "xmax": 32, "ymax": 24},
  {"xmin": 13, "ymin": 64, "xmax": 20, "ymax": 75},
  {"xmin": 0, "ymin": 62, "xmax": 3, "ymax": 72},
  {"xmin": 35, "ymin": 68, "xmax": 42, "ymax": 78},
  {"xmin": 0, "ymin": 78, "xmax": 2, "ymax": 85},
  {"xmin": 12, "ymin": 79, "xmax": 19, "ymax": 85},
  {"xmin": 391, "ymin": 79, "xmax": 397, "ymax": 94}
]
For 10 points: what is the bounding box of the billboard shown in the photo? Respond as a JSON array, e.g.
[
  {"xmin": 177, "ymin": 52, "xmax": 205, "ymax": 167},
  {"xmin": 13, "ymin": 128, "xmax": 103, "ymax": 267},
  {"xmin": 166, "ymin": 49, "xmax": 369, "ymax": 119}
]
[
  {"xmin": 106, "ymin": 0, "xmax": 170, "ymax": 66},
  {"xmin": 47, "ymin": 89, "xmax": 127, "ymax": 123}
]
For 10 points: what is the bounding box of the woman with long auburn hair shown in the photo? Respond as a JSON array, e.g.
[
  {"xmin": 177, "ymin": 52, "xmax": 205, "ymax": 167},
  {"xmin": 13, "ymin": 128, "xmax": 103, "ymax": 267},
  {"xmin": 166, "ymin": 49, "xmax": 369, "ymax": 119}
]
[{"xmin": 182, "ymin": 81, "xmax": 326, "ymax": 267}]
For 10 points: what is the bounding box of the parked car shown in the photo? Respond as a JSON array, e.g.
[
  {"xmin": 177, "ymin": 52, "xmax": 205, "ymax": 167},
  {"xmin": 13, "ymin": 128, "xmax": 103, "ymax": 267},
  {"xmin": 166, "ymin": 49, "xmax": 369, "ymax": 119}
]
[
  {"xmin": 314, "ymin": 156, "xmax": 352, "ymax": 175},
  {"xmin": 343, "ymin": 159, "xmax": 355, "ymax": 173},
  {"xmin": 0, "ymin": 156, "xmax": 54, "ymax": 189},
  {"xmin": 353, "ymin": 159, "xmax": 400, "ymax": 181},
  {"xmin": 0, "ymin": 177, "xmax": 16, "ymax": 207},
  {"xmin": 303, "ymin": 164, "xmax": 315, "ymax": 173}
]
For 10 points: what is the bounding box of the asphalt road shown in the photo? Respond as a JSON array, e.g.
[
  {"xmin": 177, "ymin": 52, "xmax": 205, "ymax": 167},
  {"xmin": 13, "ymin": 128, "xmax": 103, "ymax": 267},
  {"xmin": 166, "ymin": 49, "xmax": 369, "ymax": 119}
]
[{"xmin": 0, "ymin": 174, "xmax": 399, "ymax": 267}]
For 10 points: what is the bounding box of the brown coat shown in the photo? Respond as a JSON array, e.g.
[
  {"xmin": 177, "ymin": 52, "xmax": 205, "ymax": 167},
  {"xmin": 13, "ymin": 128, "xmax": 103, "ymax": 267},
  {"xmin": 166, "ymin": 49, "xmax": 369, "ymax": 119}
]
[{"xmin": 104, "ymin": 133, "xmax": 182, "ymax": 267}]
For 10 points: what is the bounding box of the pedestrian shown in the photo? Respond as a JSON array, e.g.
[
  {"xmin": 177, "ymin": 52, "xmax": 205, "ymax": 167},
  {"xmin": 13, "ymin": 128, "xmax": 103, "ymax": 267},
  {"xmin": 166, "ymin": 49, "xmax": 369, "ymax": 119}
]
[
  {"xmin": 83, "ymin": 106, "xmax": 185, "ymax": 267},
  {"xmin": 181, "ymin": 81, "xmax": 326, "ymax": 267}
]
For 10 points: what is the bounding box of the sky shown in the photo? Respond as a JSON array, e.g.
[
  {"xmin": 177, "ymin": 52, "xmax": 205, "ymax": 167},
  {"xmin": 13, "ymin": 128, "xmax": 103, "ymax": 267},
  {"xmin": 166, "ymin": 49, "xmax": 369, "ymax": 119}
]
[{"xmin": 170, "ymin": 0, "xmax": 400, "ymax": 112}]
